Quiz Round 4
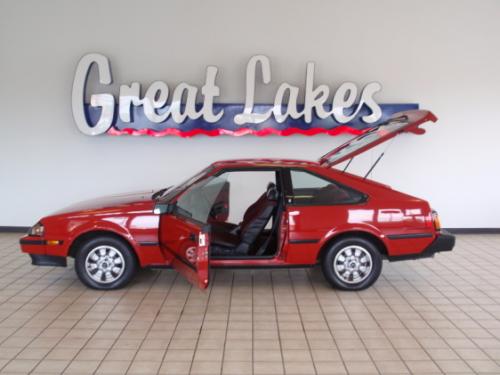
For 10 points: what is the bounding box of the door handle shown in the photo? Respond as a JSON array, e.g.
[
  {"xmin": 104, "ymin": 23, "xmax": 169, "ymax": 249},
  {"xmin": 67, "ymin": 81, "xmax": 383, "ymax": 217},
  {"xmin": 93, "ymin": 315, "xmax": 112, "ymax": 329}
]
[{"xmin": 379, "ymin": 209, "xmax": 402, "ymax": 214}]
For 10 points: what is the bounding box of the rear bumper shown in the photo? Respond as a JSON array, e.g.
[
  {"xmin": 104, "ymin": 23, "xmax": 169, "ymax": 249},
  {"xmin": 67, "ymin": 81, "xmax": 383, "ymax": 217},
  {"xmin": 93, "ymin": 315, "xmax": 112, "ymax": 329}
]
[
  {"xmin": 428, "ymin": 230, "xmax": 455, "ymax": 253},
  {"xmin": 388, "ymin": 230, "xmax": 455, "ymax": 261}
]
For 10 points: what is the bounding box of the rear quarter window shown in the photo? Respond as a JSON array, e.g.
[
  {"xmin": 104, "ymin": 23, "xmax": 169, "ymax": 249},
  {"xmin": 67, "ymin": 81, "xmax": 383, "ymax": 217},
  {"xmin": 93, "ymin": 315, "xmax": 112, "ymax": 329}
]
[{"xmin": 290, "ymin": 170, "xmax": 366, "ymax": 205}]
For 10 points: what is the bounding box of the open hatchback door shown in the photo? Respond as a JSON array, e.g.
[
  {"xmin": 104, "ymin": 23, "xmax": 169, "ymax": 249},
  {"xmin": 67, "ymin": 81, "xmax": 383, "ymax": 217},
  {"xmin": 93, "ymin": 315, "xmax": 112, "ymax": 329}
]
[{"xmin": 319, "ymin": 110, "xmax": 438, "ymax": 167}]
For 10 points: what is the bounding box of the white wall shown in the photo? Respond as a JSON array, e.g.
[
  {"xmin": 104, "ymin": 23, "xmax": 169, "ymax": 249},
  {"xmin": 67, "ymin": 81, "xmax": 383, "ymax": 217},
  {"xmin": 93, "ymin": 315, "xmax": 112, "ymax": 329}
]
[{"xmin": 1, "ymin": 0, "xmax": 499, "ymax": 228}]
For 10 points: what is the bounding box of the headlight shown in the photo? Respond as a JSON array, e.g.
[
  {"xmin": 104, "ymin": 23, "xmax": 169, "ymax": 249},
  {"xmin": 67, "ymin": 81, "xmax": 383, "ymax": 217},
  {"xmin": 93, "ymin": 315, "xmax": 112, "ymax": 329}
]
[{"xmin": 29, "ymin": 222, "xmax": 45, "ymax": 236}]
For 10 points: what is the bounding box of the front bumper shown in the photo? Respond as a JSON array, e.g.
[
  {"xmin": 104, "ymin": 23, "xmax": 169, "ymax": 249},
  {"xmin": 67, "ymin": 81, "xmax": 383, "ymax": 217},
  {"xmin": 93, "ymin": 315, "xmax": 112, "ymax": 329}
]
[
  {"xmin": 389, "ymin": 230, "xmax": 455, "ymax": 261},
  {"xmin": 29, "ymin": 254, "xmax": 67, "ymax": 267},
  {"xmin": 20, "ymin": 236, "xmax": 67, "ymax": 267}
]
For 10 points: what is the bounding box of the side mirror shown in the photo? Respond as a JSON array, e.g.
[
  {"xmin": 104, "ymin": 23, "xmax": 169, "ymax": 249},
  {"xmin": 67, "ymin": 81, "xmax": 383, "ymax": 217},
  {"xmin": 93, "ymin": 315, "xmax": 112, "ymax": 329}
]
[{"xmin": 153, "ymin": 203, "xmax": 175, "ymax": 215}]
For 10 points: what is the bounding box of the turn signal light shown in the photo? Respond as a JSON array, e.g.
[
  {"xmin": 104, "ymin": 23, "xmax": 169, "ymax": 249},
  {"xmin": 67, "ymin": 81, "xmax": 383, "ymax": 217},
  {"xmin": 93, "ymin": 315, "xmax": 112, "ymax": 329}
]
[{"xmin": 431, "ymin": 210, "xmax": 441, "ymax": 231}]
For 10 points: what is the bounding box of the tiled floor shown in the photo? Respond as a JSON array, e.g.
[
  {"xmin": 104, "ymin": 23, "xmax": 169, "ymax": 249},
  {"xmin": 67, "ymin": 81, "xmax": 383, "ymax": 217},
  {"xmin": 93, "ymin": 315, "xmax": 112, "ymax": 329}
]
[{"xmin": 1, "ymin": 234, "xmax": 500, "ymax": 374}]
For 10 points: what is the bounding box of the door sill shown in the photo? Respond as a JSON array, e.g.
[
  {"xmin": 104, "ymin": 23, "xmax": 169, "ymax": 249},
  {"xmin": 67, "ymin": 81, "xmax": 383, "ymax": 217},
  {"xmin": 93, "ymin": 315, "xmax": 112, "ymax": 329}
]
[
  {"xmin": 211, "ymin": 263, "xmax": 315, "ymax": 269},
  {"xmin": 210, "ymin": 254, "xmax": 276, "ymax": 260}
]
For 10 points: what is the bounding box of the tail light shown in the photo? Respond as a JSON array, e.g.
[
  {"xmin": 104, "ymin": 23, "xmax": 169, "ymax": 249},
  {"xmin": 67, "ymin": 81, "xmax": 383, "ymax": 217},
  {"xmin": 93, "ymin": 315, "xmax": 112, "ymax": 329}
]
[{"xmin": 431, "ymin": 210, "xmax": 441, "ymax": 231}]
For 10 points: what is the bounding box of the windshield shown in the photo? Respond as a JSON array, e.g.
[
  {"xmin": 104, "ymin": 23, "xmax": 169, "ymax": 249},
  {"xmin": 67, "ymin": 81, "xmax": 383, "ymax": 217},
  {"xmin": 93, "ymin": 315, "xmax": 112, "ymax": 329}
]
[
  {"xmin": 155, "ymin": 165, "xmax": 214, "ymax": 201},
  {"xmin": 320, "ymin": 116, "xmax": 410, "ymax": 166},
  {"xmin": 175, "ymin": 175, "xmax": 228, "ymax": 223}
]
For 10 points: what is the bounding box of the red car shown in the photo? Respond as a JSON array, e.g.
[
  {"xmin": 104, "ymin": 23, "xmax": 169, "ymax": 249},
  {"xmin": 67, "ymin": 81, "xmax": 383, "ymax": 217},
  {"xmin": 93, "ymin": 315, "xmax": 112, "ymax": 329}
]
[{"xmin": 20, "ymin": 110, "xmax": 454, "ymax": 291}]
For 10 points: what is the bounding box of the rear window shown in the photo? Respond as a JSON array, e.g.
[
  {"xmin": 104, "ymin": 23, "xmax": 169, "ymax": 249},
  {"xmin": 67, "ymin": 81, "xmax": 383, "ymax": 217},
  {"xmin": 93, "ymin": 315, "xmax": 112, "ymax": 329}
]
[
  {"xmin": 320, "ymin": 115, "xmax": 409, "ymax": 166},
  {"xmin": 289, "ymin": 170, "xmax": 365, "ymax": 205}
]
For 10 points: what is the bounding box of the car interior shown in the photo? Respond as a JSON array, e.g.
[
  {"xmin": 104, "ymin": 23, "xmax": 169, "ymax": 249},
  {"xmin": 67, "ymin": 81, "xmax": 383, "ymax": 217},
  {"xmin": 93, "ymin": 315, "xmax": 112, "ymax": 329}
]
[{"xmin": 210, "ymin": 180, "xmax": 283, "ymax": 258}]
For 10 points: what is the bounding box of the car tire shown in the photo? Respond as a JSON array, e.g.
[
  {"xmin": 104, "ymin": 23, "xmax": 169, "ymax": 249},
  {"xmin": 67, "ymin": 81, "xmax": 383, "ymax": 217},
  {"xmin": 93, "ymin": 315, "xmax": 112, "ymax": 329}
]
[
  {"xmin": 321, "ymin": 237, "xmax": 382, "ymax": 291},
  {"xmin": 74, "ymin": 236, "xmax": 137, "ymax": 290}
]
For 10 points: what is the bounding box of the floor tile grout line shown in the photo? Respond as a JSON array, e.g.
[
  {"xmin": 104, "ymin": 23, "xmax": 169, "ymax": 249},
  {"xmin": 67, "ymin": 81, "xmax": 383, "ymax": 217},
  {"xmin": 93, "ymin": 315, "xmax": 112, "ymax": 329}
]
[
  {"xmin": 0, "ymin": 269, "xmax": 79, "ymax": 345},
  {"xmin": 304, "ymin": 270, "xmax": 351, "ymax": 375},
  {"xmin": 0, "ymin": 265, "xmax": 67, "ymax": 326},
  {"xmin": 0, "ymin": 278, "xmax": 84, "ymax": 374},
  {"xmin": 270, "ymin": 271, "xmax": 287, "ymax": 375},
  {"xmin": 0, "ymin": 262, "xmax": 51, "ymax": 295},
  {"xmin": 379, "ymin": 270, "xmax": 477, "ymax": 373},
  {"xmin": 0, "ymin": 263, "xmax": 90, "ymax": 367},
  {"xmin": 0, "ymin": 237, "xmax": 36, "ymax": 287},
  {"xmin": 0, "ymin": 238, "xmax": 75, "ymax": 315},
  {"xmin": 438, "ymin": 236, "xmax": 500, "ymax": 303},
  {"xmin": 394, "ymin": 254, "xmax": 500, "ymax": 365},
  {"xmin": 338, "ymin": 291, "xmax": 390, "ymax": 375},
  {"xmin": 32, "ymin": 270, "xmax": 164, "ymax": 375},
  {"xmin": 154, "ymin": 274, "xmax": 194, "ymax": 375},
  {"xmin": 287, "ymin": 269, "xmax": 318, "ymax": 375},
  {"xmin": 219, "ymin": 271, "xmax": 235, "ymax": 375},
  {"xmin": 420, "ymin": 247, "xmax": 500, "ymax": 325},
  {"xmin": 62, "ymin": 271, "xmax": 164, "ymax": 374},
  {"xmin": 311, "ymin": 271, "xmax": 383, "ymax": 375},
  {"xmin": 435, "ymin": 237, "xmax": 500, "ymax": 304},
  {"xmin": 72, "ymin": 275, "xmax": 163, "ymax": 375},
  {"xmin": 341, "ymin": 275, "xmax": 414, "ymax": 374},
  {"xmin": 186, "ymin": 270, "xmax": 216, "ymax": 375},
  {"xmin": 93, "ymin": 270, "xmax": 164, "ymax": 374},
  {"xmin": 0, "ymin": 237, "xmax": 53, "ymax": 283},
  {"xmin": 113, "ymin": 270, "xmax": 176, "ymax": 375},
  {"xmin": 428, "ymin": 252, "xmax": 499, "ymax": 307}
]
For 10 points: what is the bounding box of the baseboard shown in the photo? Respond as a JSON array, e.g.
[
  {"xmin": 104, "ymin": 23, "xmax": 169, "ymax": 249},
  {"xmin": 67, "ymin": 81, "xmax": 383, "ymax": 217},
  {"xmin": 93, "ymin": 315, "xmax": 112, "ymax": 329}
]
[
  {"xmin": 0, "ymin": 226, "xmax": 29, "ymax": 233},
  {"xmin": 445, "ymin": 228, "xmax": 500, "ymax": 234}
]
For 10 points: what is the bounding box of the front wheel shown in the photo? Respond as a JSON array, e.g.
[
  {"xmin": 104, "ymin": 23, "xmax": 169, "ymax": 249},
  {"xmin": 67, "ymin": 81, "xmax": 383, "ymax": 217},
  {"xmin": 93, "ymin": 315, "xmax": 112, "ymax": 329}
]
[
  {"xmin": 321, "ymin": 237, "xmax": 382, "ymax": 291},
  {"xmin": 74, "ymin": 236, "xmax": 137, "ymax": 290}
]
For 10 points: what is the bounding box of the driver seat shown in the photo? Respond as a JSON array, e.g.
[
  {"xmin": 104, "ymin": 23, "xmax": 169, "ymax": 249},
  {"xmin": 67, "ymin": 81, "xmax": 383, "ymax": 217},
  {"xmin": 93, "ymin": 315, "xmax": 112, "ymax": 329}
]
[{"xmin": 211, "ymin": 183, "xmax": 279, "ymax": 256}]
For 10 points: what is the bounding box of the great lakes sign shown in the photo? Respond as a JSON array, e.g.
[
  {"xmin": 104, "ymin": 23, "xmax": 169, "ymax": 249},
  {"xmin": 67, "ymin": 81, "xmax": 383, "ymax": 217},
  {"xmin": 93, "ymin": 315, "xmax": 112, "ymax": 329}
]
[{"xmin": 72, "ymin": 53, "xmax": 417, "ymax": 137}]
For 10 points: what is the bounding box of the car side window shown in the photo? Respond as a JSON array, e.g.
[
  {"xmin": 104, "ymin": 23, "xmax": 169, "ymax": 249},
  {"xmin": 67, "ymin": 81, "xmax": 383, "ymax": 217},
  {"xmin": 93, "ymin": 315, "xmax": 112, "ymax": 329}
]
[
  {"xmin": 175, "ymin": 176, "xmax": 228, "ymax": 223},
  {"xmin": 289, "ymin": 170, "xmax": 365, "ymax": 205}
]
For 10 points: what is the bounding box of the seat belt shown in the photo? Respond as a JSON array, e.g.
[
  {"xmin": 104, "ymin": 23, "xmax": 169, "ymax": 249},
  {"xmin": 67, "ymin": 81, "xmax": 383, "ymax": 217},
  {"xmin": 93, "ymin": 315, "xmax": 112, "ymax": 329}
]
[{"xmin": 255, "ymin": 203, "xmax": 282, "ymax": 256}]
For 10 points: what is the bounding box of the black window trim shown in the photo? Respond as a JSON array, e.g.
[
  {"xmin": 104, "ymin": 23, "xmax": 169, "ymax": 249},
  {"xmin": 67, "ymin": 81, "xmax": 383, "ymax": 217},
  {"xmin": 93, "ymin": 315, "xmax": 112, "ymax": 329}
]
[
  {"xmin": 283, "ymin": 168, "xmax": 368, "ymax": 207},
  {"xmin": 212, "ymin": 166, "xmax": 287, "ymax": 207}
]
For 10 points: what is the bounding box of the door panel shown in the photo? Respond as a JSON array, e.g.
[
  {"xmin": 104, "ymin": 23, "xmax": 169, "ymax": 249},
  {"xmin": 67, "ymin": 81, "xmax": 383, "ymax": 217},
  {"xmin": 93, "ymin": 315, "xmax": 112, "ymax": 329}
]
[
  {"xmin": 284, "ymin": 205, "xmax": 346, "ymax": 264},
  {"xmin": 159, "ymin": 214, "xmax": 210, "ymax": 289}
]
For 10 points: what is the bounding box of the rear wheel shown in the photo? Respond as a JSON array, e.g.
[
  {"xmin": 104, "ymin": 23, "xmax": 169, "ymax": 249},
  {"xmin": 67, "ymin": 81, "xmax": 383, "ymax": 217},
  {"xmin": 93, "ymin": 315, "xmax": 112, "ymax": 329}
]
[
  {"xmin": 321, "ymin": 237, "xmax": 382, "ymax": 291},
  {"xmin": 74, "ymin": 236, "xmax": 137, "ymax": 290}
]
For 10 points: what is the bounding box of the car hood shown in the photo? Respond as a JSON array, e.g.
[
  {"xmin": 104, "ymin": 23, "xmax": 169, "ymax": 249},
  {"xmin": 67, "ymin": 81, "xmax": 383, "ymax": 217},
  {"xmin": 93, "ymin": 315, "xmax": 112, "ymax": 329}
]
[{"xmin": 51, "ymin": 190, "xmax": 155, "ymax": 216}]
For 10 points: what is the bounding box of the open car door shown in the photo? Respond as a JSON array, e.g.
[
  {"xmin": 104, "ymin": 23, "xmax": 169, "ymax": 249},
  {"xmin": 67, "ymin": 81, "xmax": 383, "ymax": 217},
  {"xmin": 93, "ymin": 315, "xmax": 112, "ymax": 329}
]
[
  {"xmin": 159, "ymin": 214, "xmax": 210, "ymax": 289},
  {"xmin": 156, "ymin": 174, "xmax": 229, "ymax": 289},
  {"xmin": 319, "ymin": 110, "xmax": 438, "ymax": 167}
]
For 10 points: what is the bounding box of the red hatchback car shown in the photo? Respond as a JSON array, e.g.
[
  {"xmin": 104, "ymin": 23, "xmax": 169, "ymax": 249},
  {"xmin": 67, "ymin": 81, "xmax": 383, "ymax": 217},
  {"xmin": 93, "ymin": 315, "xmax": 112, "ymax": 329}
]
[{"xmin": 20, "ymin": 110, "xmax": 454, "ymax": 291}]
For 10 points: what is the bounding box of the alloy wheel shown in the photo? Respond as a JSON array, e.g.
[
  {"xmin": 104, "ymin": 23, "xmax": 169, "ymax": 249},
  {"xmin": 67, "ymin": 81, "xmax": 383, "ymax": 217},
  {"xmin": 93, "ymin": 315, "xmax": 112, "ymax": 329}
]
[
  {"xmin": 85, "ymin": 245, "xmax": 125, "ymax": 284},
  {"xmin": 333, "ymin": 245, "xmax": 373, "ymax": 284}
]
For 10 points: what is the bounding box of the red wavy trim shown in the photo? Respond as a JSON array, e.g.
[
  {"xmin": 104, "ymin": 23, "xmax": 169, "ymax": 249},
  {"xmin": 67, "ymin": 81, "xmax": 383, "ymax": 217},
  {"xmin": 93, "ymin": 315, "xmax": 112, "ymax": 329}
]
[{"xmin": 107, "ymin": 126, "xmax": 364, "ymax": 137}]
